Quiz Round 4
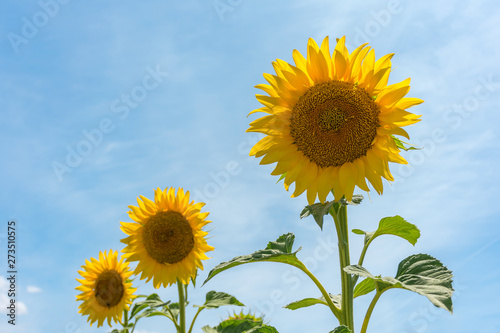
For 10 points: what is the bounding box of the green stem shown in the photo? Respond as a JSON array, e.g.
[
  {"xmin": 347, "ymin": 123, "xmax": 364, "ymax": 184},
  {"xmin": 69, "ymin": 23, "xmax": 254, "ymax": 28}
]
[
  {"xmin": 296, "ymin": 263, "xmax": 342, "ymax": 321},
  {"xmin": 360, "ymin": 291, "xmax": 382, "ymax": 333},
  {"xmin": 352, "ymin": 241, "xmax": 371, "ymax": 286},
  {"xmin": 331, "ymin": 203, "xmax": 354, "ymax": 331},
  {"xmin": 130, "ymin": 319, "xmax": 137, "ymax": 333},
  {"xmin": 123, "ymin": 309, "xmax": 129, "ymax": 332},
  {"xmin": 165, "ymin": 306, "xmax": 181, "ymax": 331},
  {"xmin": 187, "ymin": 307, "xmax": 204, "ymax": 333},
  {"xmin": 177, "ymin": 280, "xmax": 186, "ymax": 333}
]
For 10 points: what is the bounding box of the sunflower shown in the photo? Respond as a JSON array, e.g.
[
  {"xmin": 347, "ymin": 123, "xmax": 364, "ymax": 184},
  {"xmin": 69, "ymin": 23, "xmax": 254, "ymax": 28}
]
[
  {"xmin": 75, "ymin": 250, "xmax": 136, "ymax": 327},
  {"xmin": 120, "ymin": 187, "xmax": 214, "ymax": 288},
  {"xmin": 248, "ymin": 36, "xmax": 422, "ymax": 204}
]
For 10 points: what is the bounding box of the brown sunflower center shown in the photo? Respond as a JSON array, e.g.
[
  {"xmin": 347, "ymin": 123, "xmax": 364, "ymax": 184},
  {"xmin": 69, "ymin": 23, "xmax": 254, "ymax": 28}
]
[
  {"xmin": 289, "ymin": 80, "xmax": 380, "ymax": 168},
  {"xmin": 95, "ymin": 270, "xmax": 124, "ymax": 308},
  {"xmin": 142, "ymin": 211, "xmax": 194, "ymax": 264}
]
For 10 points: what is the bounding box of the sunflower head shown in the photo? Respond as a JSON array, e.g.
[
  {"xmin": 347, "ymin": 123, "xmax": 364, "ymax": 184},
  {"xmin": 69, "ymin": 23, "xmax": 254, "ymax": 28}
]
[
  {"xmin": 75, "ymin": 250, "xmax": 136, "ymax": 327},
  {"xmin": 120, "ymin": 187, "xmax": 214, "ymax": 288},
  {"xmin": 248, "ymin": 36, "xmax": 422, "ymax": 204}
]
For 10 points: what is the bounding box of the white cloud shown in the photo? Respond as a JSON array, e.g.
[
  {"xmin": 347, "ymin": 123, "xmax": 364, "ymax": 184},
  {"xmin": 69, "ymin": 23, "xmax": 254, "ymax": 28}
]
[{"xmin": 26, "ymin": 285, "xmax": 42, "ymax": 293}]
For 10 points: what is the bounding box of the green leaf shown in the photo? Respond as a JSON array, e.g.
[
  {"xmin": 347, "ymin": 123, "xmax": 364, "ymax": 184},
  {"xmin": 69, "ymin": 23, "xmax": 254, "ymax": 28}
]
[
  {"xmin": 198, "ymin": 291, "xmax": 245, "ymax": 309},
  {"xmin": 345, "ymin": 254, "xmax": 454, "ymax": 312},
  {"xmin": 202, "ymin": 326, "xmax": 218, "ymax": 333},
  {"xmin": 300, "ymin": 201, "xmax": 336, "ymax": 230},
  {"xmin": 340, "ymin": 194, "xmax": 364, "ymax": 206},
  {"xmin": 165, "ymin": 302, "xmax": 180, "ymax": 320},
  {"xmin": 129, "ymin": 302, "xmax": 149, "ymax": 319},
  {"xmin": 246, "ymin": 326, "xmax": 279, "ymax": 333},
  {"xmin": 392, "ymin": 135, "xmax": 421, "ymax": 151},
  {"xmin": 353, "ymin": 276, "xmax": 376, "ymax": 298},
  {"xmin": 203, "ymin": 233, "xmax": 304, "ymax": 285},
  {"xmin": 266, "ymin": 233, "xmax": 295, "ymax": 253},
  {"xmin": 284, "ymin": 292, "xmax": 341, "ymax": 311},
  {"xmin": 202, "ymin": 319, "xmax": 278, "ymax": 333},
  {"xmin": 330, "ymin": 325, "xmax": 352, "ymax": 333},
  {"xmin": 140, "ymin": 293, "xmax": 170, "ymax": 308},
  {"xmin": 135, "ymin": 307, "xmax": 170, "ymax": 319},
  {"xmin": 355, "ymin": 216, "xmax": 420, "ymax": 246},
  {"xmin": 284, "ymin": 297, "xmax": 328, "ymax": 310}
]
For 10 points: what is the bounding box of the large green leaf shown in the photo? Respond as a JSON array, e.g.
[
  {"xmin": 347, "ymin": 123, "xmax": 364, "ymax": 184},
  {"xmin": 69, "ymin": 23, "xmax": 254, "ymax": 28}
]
[
  {"xmin": 353, "ymin": 215, "xmax": 420, "ymax": 246},
  {"xmin": 330, "ymin": 325, "xmax": 352, "ymax": 333},
  {"xmin": 196, "ymin": 291, "xmax": 245, "ymax": 309},
  {"xmin": 345, "ymin": 254, "xmax": 454, "ymax": 312},
  {"xmin": 203, "ymin": 233, "xmax": 304, "ymax": 285}
]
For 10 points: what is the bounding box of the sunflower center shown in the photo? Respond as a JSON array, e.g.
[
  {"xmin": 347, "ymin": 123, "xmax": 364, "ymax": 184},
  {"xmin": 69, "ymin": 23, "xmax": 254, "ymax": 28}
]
[
  {"xmin": 142, "ymin": 211, "xmax": 194, "ymax": 264},
  {"xmin": 289, "ymin": 80, "xmax": 380, "ymax": 168},
  {"xmin": 94, "ymin": 270, "xmax": 124, "ymax": 308}
]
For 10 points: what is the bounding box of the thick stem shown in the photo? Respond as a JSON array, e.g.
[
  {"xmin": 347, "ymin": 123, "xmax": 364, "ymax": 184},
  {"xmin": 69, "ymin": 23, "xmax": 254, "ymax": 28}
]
[
  {"xmin": 332, "ymin": 204, "xmax": 354, "ymax": 331},
  {"xmin": 360, "ymin": 291, "xmax": 382, "ymax": 333},
  {"xmin": 177, "ymin": 280, "xmax": 186, "ymax": 333}
]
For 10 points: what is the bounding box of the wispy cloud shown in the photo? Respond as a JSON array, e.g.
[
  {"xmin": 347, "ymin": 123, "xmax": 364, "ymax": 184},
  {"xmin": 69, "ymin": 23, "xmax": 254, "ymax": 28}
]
[{"xmin": 26, "ymin": 285, "xmax": 42, "ymax": 293}]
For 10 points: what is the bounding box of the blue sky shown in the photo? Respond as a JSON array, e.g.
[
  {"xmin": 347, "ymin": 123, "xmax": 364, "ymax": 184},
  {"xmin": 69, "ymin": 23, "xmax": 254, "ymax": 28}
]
[{"xmin": 1, "ymin": 0, "xmax": 499, "ymax": 332}]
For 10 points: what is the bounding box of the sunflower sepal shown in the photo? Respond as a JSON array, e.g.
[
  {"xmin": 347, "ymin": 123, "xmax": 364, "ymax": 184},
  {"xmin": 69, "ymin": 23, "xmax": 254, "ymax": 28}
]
[{"xmin": 392, "ymin": 135, "xmax": 421, "ymax": 151}]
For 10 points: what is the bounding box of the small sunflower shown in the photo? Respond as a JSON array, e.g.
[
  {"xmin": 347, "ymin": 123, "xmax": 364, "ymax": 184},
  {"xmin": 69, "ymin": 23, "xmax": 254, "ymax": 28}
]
[
  {"xmin": 248, "ymin": 36, "xmax": 422, "ymax": 204},
  {"xmin": 75, "ymin": 250, "xmax": 136, "ymax": 327},
  {"xmin": 120, "ymin": 187, "xmax": 214, "ymax": 288}
]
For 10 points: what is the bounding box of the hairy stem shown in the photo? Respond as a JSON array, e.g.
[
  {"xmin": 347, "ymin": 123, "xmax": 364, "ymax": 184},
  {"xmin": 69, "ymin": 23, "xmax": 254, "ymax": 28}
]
[
  {"xmin": 332, "ymin": 203, "xmax": 354, "ymax": 330},
  {"xmin": 177, "ymin": 280, "xmax": 186, "ymax": 333}
]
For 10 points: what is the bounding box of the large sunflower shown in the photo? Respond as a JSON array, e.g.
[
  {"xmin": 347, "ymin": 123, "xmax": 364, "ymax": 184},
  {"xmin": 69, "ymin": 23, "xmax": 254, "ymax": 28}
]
[
  {"xmin": 75, "ymin": 250, "xmax": 136, "ymax": 327},
  {"xmin": 120, "ymin": 187, "xmax": 213, "ymax": 288},
  {"xmin": 248, "ymin": 36, "xmax": 422, "ymax": 204}
]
